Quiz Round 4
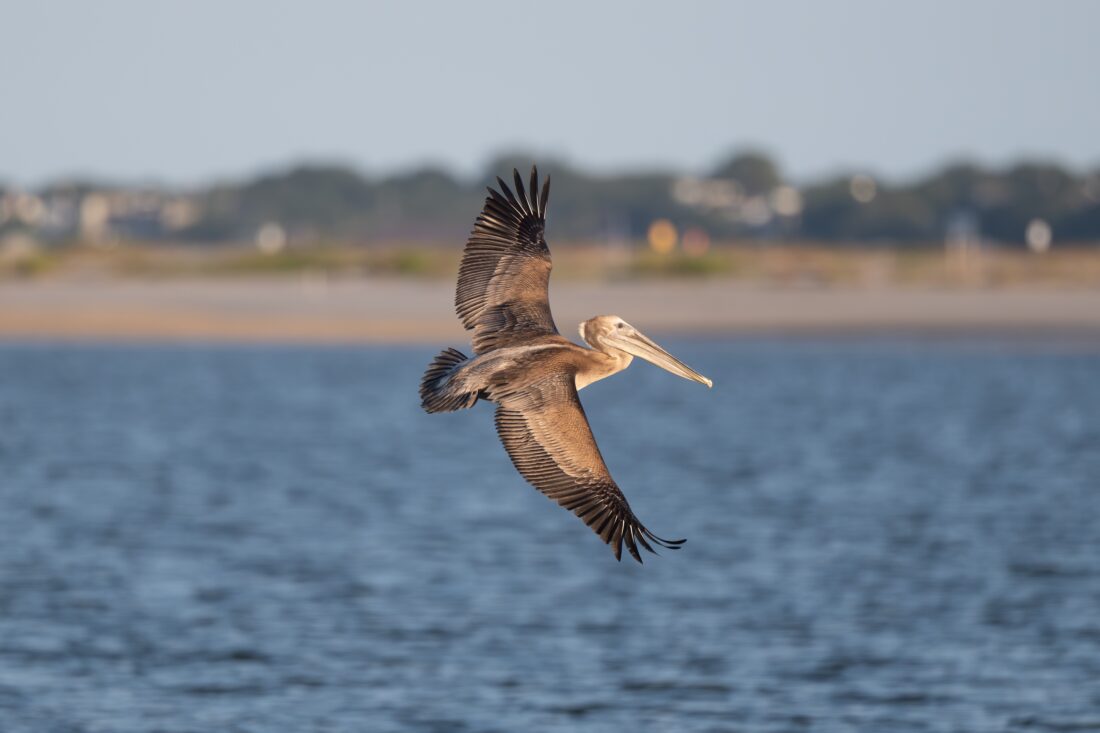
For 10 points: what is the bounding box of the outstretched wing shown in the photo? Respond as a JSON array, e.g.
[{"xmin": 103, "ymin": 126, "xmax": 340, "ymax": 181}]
[
  {"xmin": 455, "ymin": 166, "xmax": 558, "ymax": 354},
  {"xmin": 493, "ymin": 373, "xmax": 685, "ymax": 562}
]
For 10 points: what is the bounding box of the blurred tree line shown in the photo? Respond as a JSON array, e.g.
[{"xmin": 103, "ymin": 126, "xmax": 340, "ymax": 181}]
[{"xmin": 5, "ymin": 152, "xmax": 1099, "ymax": 247}]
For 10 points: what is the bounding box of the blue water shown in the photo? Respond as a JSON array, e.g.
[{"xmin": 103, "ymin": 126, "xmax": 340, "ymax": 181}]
[{"xmin": 1, "ymin": 337, "xmax": 1099, "ymax": 732}]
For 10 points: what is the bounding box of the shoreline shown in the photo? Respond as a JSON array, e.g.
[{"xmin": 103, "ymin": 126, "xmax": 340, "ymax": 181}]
[{"xmin": 2, "ymin": 277, "xmax": 1100, "ymax": 345}]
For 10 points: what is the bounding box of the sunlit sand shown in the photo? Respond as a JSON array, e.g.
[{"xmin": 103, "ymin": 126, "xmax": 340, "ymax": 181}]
[{"xmin": 3, "ymin": 277, "xmax": 1099, "ymax": 344}]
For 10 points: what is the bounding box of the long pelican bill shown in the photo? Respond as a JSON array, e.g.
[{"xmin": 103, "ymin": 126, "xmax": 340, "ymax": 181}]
[{"xmin": 611, "ymin": 328, "xmax": 713, "ymax": 388}]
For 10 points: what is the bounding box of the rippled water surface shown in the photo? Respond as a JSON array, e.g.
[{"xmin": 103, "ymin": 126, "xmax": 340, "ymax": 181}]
[{"xmin": 2, "ymin": 337, "xmax": 1099, "ymax": 732}]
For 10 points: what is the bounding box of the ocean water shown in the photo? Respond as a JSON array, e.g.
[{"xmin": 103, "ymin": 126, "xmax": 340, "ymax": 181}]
[{"xmin": 1, "ymin": 337, "xmax": 1098, "ymax": 732}]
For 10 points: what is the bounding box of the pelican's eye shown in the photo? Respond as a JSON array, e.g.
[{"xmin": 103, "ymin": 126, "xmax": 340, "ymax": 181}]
[{"xmin": 616, "ymin": 322, "xmax": 625, "ymax": 329}]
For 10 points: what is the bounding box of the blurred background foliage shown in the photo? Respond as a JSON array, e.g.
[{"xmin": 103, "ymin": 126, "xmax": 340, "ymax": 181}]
[{"xmin": 3, "ymin": 150, "xmax": 1099, "ymax": 249}]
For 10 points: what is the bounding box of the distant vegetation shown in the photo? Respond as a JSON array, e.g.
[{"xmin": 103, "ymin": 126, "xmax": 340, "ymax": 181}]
[
  {"xmin": 7, "ymin": 242, "xmax": 1100, "ymax": 290},
  {"xmin": 2, "ymin": 151, "xmax": 1099, "ymax": 249}
]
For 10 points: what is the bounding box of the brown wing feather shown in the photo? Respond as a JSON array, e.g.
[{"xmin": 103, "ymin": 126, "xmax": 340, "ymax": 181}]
[
  {"xmin": 455, "ymin": 166, "xmax": 558, "ymax": 354},
  {"xmin": 493, "ymin": 374, "xmax": 684, "ymax": 562}
]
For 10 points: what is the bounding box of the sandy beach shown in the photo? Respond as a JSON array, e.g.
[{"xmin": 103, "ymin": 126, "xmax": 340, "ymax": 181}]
[{"xmin": 3, "ymin": 277, "xmax": 1100, "ymax": 344}]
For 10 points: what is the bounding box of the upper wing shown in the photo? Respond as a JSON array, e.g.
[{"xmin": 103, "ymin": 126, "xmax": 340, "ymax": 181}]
[
  {"xmin": 493, "ymin": 373, "xmax": 685, "ymax": 562},
  {"xmin": 455, "ymin": 167, "xmax": 558, "ymax": 354}
]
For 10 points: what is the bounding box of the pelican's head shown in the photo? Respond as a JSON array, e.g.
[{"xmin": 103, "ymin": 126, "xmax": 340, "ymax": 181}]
[{"xmin": 579, "ymin": 315, "xmax": 713, "ymax": 388}]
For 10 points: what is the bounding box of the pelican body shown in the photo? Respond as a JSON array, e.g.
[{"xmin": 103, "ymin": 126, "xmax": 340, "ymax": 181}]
[{"xmin": 420, "ymin": 167, "xmax": 712, "ymax": 563}]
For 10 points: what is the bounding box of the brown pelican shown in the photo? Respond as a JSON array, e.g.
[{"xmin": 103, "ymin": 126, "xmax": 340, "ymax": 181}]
[{"xmin": 420, "ymin": 167, "xmax": 712, "ymax": 562}]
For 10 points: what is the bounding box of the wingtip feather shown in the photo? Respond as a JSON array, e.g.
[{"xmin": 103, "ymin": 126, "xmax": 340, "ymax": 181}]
[
  {"xmin": 529, "ymin": 166, "xmax": 540, "ymax": 215},
  {"xmin": 512, "ymin": 169, "xmax": 529, "ymax": 215},
  {"xmin": 540, "ymin": 175, "xmax": 551, "ymax": 215}
]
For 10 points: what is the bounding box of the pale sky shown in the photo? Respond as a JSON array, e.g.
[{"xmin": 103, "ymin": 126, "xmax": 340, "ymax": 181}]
[{"xmin": 3, "ymin": 0, "xmax": 1098, "ymax": 186}]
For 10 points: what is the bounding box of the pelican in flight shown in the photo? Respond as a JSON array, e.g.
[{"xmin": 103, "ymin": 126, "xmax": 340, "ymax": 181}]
[{"xmin": 420, "ymin": 167, "xmax": 713, "ymax": 562}]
